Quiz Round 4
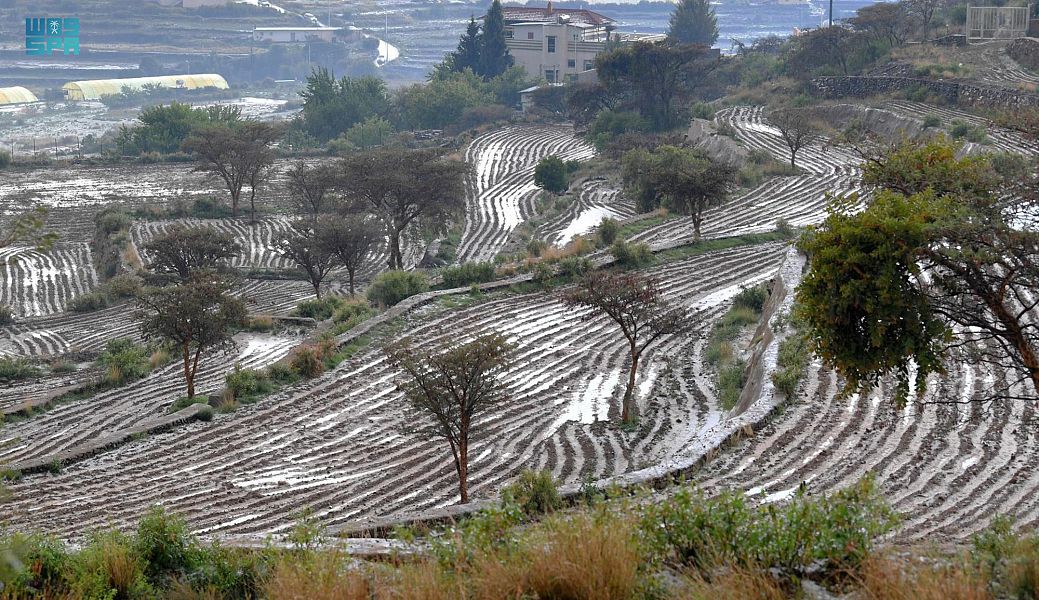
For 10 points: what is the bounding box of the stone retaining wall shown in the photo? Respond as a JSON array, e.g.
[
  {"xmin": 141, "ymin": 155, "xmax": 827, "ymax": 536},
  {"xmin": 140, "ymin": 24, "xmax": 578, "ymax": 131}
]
[{"xmin": 812, "ymin": 75, "xmax": 1039, "ymax": 109}]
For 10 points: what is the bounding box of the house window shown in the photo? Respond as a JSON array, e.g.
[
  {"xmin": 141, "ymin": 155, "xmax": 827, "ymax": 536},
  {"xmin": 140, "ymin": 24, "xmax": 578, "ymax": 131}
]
[
  {"xmin": 545, "ymin": 69, "xmax": 556, "ymax": 82},
  {"xmin": 547, "ymin": 36, "xmax": 556, "ymax": 53},
  {"xmin": 527, "ymin": 31, "xmax": 534, "ymax": 40},
  {"xmin": 567, "ymin": 59, "xmax": 576, "ymax": 68},
  {"xmin": 505, "ymin": 29, "xmax": 513, "ymax": 38},
  {"xmin": 583, "ymin": 60, "xmax": 593, "ymax": 71}
]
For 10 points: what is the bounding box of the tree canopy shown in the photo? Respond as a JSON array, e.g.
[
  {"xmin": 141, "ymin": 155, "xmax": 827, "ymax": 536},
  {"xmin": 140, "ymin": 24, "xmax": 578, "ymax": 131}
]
[
  {"xmin": 182, "ymin": 121, "xmax": 279, "ymax": 220},
  {"xmin": 142, "ymin": 225, "xmax": 241, "ymax": 281},
  {"xmin": 299, "ymin": 69, "xmax": 390, "ymax": 141},
  {"xmin": 337, "ymin": 147, "xmax": 468, "ymax": 270},
  {"xmin": 667, "ymin": 0, "xmax": 719, "ymax": 47},
  {"xmin": 480, "ymin": 0, "xmax": 514, "ymax": 79}
]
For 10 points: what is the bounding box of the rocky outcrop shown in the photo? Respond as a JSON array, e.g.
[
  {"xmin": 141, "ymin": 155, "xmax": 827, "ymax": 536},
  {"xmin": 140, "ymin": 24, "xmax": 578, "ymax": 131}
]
[
  {"xmin": 685, "ymin": 118, "xmax": 749, "ymax": 167},
  {"xmin": 813, "ymin": 76, "xmax": 1039, "ymax": 109}
]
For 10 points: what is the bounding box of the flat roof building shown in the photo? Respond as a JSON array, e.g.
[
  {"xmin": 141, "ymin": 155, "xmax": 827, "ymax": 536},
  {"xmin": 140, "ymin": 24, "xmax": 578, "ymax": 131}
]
[{"xmin": 253, "ymin": 27, "xmax": 343, "ymax": 43}]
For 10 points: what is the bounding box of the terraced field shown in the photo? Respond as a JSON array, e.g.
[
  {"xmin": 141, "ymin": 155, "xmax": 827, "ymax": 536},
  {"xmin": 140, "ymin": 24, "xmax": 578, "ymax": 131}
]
[
  {"xmin": 536, "ymin": 179, "xmax": 637, "ymax": 247},
  {"xmin": 0, "ymin": 243, "xmax": 99, "ymax": 317},
  {"xmin": 883, "ymin": 100, "xmax": 1039, "ymax": 155},
  {"xmin": 696, "ymin": 357, "xmax": 1038, "ymax": 542},
  {"xmin": 1, "ymin": 243, "xmax": 787, "ymax": 538},
  {"xmin": 631, "ymin": 106, "xmax": 862, "ymax": 247},
  {"xmin": 457, "ymin": 125, "xmax": 597, "ymax": 262}
]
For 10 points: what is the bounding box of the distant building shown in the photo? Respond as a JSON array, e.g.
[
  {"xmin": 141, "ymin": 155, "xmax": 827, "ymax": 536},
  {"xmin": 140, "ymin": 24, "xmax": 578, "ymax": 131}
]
[
  {"xmin": 253, "ymin": 27, "xmax": 344, "ymax": 43},
  {"xmin": 502, "ymin": 3, "xmax": 664, "ymax": 83},
  {"xmin": 62, "ymin": 74, "xmax": 229, "ymax": 101},
  {"xmin": 0, "ymin": 86, "xmax": 39, "ymax": 105}
]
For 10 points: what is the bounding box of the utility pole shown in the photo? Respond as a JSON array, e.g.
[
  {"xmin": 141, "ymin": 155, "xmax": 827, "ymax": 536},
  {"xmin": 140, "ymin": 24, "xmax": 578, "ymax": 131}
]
[{"xmin": 829, "ymin": 0, "xmax": 833, "ymax": 26}]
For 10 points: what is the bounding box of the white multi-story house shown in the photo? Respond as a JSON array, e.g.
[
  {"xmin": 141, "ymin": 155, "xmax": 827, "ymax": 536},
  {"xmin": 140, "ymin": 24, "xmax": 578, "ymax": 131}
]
[{"xmin": 502, "ymin": 5, "xmax": 665, "ymax": 83}]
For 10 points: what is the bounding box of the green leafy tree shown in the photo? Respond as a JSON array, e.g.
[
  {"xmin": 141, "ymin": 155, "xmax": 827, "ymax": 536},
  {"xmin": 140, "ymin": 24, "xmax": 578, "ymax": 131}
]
[
  {"xmin": 452, "ymin": 16, "xmax": 483, "ymax": 74},
  {"xmin": 279, "ymin": 222, "xmax": 340, "ymax": 299},
  {"xmin": 344, "ymin": 116, "xmax": 395, "ymax": 150},
  {"xmin": 337, "ymin": 147, "xmax": 468, "ymax": 270},
  {"xmin": 137, "ymin": 277, "xmax": 247, "ymax": 398},
  {"xmin": 668, "ymin": 0, "xmax": 719, "ymax": 46},
  {"xmin": 480, "ymin": 0, "xmax": 514, "ymax": 79},
  {"xmin": 396, "ymin": 71, "xmax": 494, "ymax": 130},
  {"xmin": 182, "ymin": 122, "xmax": 279, "ymax": 221},
  {"xmin": 798, "ymin": 139, "xmax": 1039, "ymax": 401},
  {"xmin": 622, "ymin": 145, "xmax": 736, "ymax": 238},
  {"xmin": 386, "ymin": 333, "xmax": 514, "ymax": 504},
  {"xmin": 142, "ymin": 224, "xmax": 241, "ymax": 280},
  {"xmin": 299, "ymin": 69, "xmax": 390, "ymax": 141},
  {"xmin": 116, "ymin": 102, "xmax": 241, "ymax": 155},
  {"xmin": 534, "ymin": 155, "xmax": 570, "ymax": 194},
  {"xmin": 860, "ymin": 136, "xmax": 999, "ymax": 198},
  {"xmin": 564, "ymin": 271, "xmax": 690, "ymax": 423},
  {"xmin": 596, "ymin": 41, "xmax": 718, "ymax": 130},
  {"xmin": 318, "ymin": 214, "xmax": 377, "ymax": 297}
]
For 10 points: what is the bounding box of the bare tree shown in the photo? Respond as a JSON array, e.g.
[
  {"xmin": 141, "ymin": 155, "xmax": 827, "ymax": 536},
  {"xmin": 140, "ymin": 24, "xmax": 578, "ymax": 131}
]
[
  {"xmin": 563, "ymin": 271, "xmax": 690, "ymax": 423},
  {"xmin": 280, "ymin": 221, "xmax": 340, "ymax": 299},
  {"xmin": 182, "ymin": 122, "xmax": 279, "ymax": 221},
  {"xmin": 318, "ymin": 215, "xmax": 377, "ymax": 296},
  {"xmin": 142, "ymin": 224, "xmax": 241, "ymax": 280},
  {"xmin": 901, "ymin": 0, "xmax": 941, "ymax": 41},
  {"xmin": 137, "ymin": 277, "xmax": 247, "ymax": 398},
  {"xmin": 287, "ymin": 160, "xmax": 338, "ymax": 218},
  {"xmin": 386, "ymin": 333, "xmax": 514, "ymax": 504},
  {"xmin": 768, "ymin": 108, "xmax": 822, "ymax": 169},
  {"xmin": 337, "ymin": 147, "xmax": 468, "ymax": 270}
]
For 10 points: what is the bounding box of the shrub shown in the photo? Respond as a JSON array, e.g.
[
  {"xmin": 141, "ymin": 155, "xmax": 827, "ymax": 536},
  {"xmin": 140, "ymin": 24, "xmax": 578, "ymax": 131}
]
[
  {"xmin": 532, "ymin": 261, "xmax": 555, "ymax": 285},
  {"xmin": 526, "ymin": 238, "xmax": 548, "ymax": 258},
  {"xmin": 0, "ymin": 357, "xmax": 40, "ymax": 381},
  {"xmin": 134, "ymin": 506, "xmax": 198, "ymax": 585},
  {"xmin": 366, "ymin": 270, "xmax": 429, "ymax": 307},
  {"xmin": 922, "ymin": 114, "xmax": 942, "ymax": 128},
  {"xmin": 717, "ymin": 360, "xmax": 747, "ymax": 409},
  {"xmin": 266, "ymin": 362, "xmax": 298, "ymax": 384},
  {"xmin": 265, "ymin": 552, "xmax": 369, "ymax": 600},
  {"xmin": 73, "ymin": 531, "xmax": 153, "ymax": 600},
  {"xmin": 610, "ymin": 240, "xmax": 652, "ymax": 268},
  {"xmin": 598, "ymin": 217, "xmax": 620, "ymax": 246},
  {"xmin": 534, "ymin": 155, "xmax": 569, "ymax": 194},
  {"xmin": 69, "ymin": 291, "xmax": 110, "ymax": 313},
  {"xmin": 169, "ymin": 396, "xmax": 210, "ymax": 413},
  {"xmin": 775, "ymin": 217, "xmax": 794, "ymax": 239},
  {"xmin": 105, "ymin": 273, "xmax": 143, "ymax": 299},
  {"xmin": 293, "ymin": 296, "xmax": 346, "ymax": 321},
  {"xmin": 50, "ymin": 360, "xmax": 76, "ymax": 374},
  {"xmin": 949, "ymin": 119, "xmax": 988, "ymax": 144},
  {"xmin": 502, "ymin": 470, "xmax": 563, "ymax": 516},
  {"xmin": 224, "ymin": 365, "xmax": 273, "ymax": 403},
  {"xmin": 331, "ymin": 300, "xmax": 376, "ymax": 335},
  {"xmin": 247, "ymin": 315, "xmax": 275, "ymax": 332},
  {"xmin": 732, "ymin": 284, "xmax": 769, "ymax": 313},
  {"xmin": 641, "ymin": 476, "xmax": 898, "ymax": 578},
  {"xmin": 98, "ymin": 338, "xmax": 151, "ymax": 386},
  {"xmin": 557, "ymin": 256, "xmax": 592, "ymax": 278},
  {"xmin": 196, "ymin": 405, "xmax": 214, "ymax": 422},
  {"xmin": 0, "ymin": 150, "xmax": 11, "ymax": 168},
  {"xmin": 290, "ymin": 345, "xmax": 326, "ymax": 378},
  {"xmin": 0, "ymin": 303, "xmax": 13, "ymax": 326},
  {"xmin": 441, "ymin": 262, "xmax": 496, "ymax": 288},
  {"xmin": 188, "ymin": 197, "xmax": 233, "ymax": 219}
]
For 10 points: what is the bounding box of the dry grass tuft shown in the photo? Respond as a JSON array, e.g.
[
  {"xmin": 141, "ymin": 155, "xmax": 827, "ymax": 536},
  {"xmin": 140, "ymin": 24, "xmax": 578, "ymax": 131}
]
[
  {"xmin": 265, "ymin": 553, "xmax": 370, "ymax": 600},
  {"xmin": 857, "ymin": 556, "xmax": 992, "ymax": 600},
  {"xmin": 677, "ymin": 569, "xmax": 788, "ymax": 600}
]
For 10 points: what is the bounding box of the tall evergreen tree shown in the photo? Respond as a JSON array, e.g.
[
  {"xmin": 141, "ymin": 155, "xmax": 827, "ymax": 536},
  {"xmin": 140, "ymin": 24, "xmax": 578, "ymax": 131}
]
[
  {"xmin": 480, "ymin": 0, "xmax": 513, "ymax": 79},
  {"xmin": 667, "ymin": 0, "xmax": 719, "ymax": 46},
  {"xmin": 453, "ymin": 16, "xmax": 483, "ymax": 74}
]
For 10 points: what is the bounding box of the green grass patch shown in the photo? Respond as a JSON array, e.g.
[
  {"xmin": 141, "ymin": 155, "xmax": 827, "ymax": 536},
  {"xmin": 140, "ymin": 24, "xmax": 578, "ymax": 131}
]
[{"xmin": 704, "ymin": 282, "xmax": 770, "ymax": 410}]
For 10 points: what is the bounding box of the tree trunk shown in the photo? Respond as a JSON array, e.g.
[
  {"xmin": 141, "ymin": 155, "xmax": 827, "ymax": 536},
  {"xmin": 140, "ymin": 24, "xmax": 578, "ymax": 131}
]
[
  {"xmin": 182, "ymin": 341, "xmax": 194, "ymax": 398},
  {"xmin": 347, "ymin": 267, "xmax": 356, "ymax": 297},
  {"xmin": 790, "ymin": 150, "xmax": 797, "ymax": 168},
  {"xmin": 388, "ymin": 230, "xmax": 403, "ymax": 270},
  {"xmin": 189, "ymin": 346, "xmax": 203, "ymax": 399},
  {"xmin": 622, "ymin": 346, "xmax": 639, "ymax": 423},
  {"xmin": 458, "ymin": 439, "xmax": 469, "ymax": 504},
  {"xmin": 986, "ymin": 294, "xmax": 1039, "ymax": 394},
  {"xmin": 313, "ymin": 278, "xmax": 322, "ymax": 299},
  {"xmin": 249, "ymin": 188, "xmax": 257, "ymax": 224},
  {"xmin": 692, "ymin": 213, "xmax": 703, "ymax": 240},
  {"xmin": 230, "ymin": 190, "xmax": 239, "ymax": 219}
]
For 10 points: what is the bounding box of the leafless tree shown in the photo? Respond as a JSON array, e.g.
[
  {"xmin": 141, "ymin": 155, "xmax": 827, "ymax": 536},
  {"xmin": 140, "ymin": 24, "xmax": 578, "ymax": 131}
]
[
  {"xmin": 287, "ymin": 160, "xmax": 338, "ymax": 218},
  {"xmin": 318, "ymin": 215, "xmax": 377, "ymax": 296},
  {"xmin": 768, "ymin": 108, "xmax": 822, "ymax": 169}
]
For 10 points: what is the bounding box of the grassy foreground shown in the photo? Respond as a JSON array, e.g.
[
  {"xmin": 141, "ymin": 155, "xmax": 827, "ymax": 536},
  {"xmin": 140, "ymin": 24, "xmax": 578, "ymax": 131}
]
[{"xmin": 2, "ymin": 475, "xmax": 1037, "ymax": 599}]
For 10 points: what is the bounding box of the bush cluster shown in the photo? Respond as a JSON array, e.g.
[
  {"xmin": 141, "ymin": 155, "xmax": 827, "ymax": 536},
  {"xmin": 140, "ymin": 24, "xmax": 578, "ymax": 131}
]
[
  {"xmin": 366, "ymin": 271, "xmax": 429, "ymax": 307},
  {"xmin": 441, "ymin": 262, "xmax": 495, "ymax": 288},
  {"xmin": 0, "ymin": 356, "xmax": 40, "ymax": 381},
  {"xmin": 611, "ymin": 240, "xmax": 653, "ymax": 268},
  {"xmin": 97, "ymin": 338, "xmax": 151, "ymax": 386}
]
